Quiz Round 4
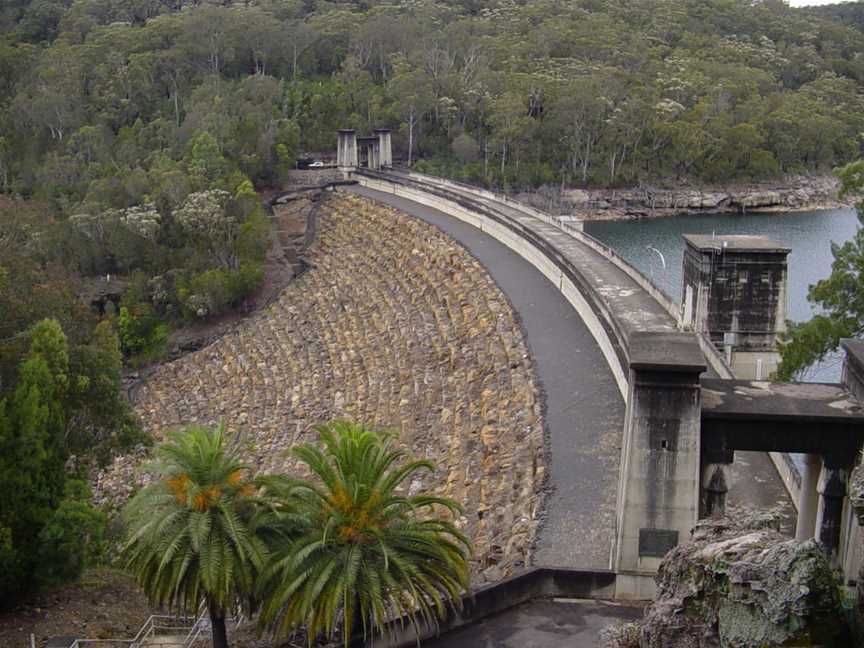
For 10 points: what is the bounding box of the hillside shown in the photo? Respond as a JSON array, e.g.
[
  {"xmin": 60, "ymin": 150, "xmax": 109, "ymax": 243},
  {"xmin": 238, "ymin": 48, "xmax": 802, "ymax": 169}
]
[{"xmin": 0, "ymin": 0, "xmax": 863, "ymax": 198}]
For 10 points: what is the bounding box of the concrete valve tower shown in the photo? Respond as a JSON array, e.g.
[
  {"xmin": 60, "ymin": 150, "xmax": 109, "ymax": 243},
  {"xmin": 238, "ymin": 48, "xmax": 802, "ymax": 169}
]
[
  {"xmin": 337, "ymin": 128, "xmax": 392, "ymax": 173},
  {"xmin": 680, "ymin": 234, "xmax": 790, "ymax": 380}
]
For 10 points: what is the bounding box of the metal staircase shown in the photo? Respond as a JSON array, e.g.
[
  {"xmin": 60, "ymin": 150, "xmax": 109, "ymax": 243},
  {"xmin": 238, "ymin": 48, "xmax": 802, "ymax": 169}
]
[{"xmin": 67, "ymin": 604, "xmax": 211, "ymax": 648}]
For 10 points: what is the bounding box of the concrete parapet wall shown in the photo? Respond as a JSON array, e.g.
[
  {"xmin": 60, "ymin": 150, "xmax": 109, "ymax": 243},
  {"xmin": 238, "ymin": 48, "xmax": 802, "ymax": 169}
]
[
  {"xmin": 352, "ymin": 171, "xmax": 632, "ymax": 395},
  {"xmin": 404, "ymin": 172, "xmax": 685, "ymax": 320},
  {"xmin": 393, "ymin": 171, "xmax": 735, "ymax": 380},
  {"xmin": 345, "ymin": 567, "xmax": 617, "ymax": 647}
]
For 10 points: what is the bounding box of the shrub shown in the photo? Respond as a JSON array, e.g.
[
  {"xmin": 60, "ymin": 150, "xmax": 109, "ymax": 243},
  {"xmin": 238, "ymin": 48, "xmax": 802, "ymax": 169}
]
[
  {"xmin": 36, "ymin": 480, "xmax": 107, "ymax": 586},
  {"xmin": 117, "ymin": 305, "xmax": 168, "ymax": 359},
  {"xmin": 181, "ymin": 262, "xmax": 264, "ymax": 319}
]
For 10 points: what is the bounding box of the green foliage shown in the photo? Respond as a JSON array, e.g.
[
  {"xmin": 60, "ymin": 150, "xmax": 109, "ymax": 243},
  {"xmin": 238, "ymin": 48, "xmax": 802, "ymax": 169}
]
[
  {"xmin": 67, "ymin": 320, "xmax": 148, "ymax": 457},
  {"xmin": 120, "ymin": 421, "xmax": 473, "ymax": 645},
  {"xmin": 117, "ymin": 305, "xmax": 168, "ymax": 359},
  {"xmin": 122, "ymin": 423, "xmax": 267, "ymax": 644},
  {"xmin": 37, "ymin": 480, "xmax": 107, "ymax": 586},
  {"xmin": 778, "ymin": 161, "xmax": 864, "ymax": 379},
  {"xmin": 0, "ymin": 0, "xmax": 862, "ymax": 203},
  {"xmin": 188, "ymin": 132, "xmax": 228, "ymax": 187},
  {"xmin": 180, "ymin": 263, "xmax": 264, "ymax": 320},
  {"xmin": 0, "ymin": 319, "xmax": 95, "ymax": 601},
  {"xmin": 257, "ymin": 421, "xmax": 471, "ymax": 646}
]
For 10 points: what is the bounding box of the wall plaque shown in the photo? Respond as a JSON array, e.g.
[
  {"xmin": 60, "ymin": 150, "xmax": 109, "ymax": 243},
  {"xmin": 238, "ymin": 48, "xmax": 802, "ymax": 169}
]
[{"xmin": 639, "ymin": 528, "xmax": 679, "ymax": 557}]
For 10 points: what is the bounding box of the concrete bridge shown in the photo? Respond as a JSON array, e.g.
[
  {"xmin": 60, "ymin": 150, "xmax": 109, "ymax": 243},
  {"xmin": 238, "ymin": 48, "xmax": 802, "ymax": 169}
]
[{"xmin": 334, "ymin": 128, "xmax": 864, "ymax": 599}]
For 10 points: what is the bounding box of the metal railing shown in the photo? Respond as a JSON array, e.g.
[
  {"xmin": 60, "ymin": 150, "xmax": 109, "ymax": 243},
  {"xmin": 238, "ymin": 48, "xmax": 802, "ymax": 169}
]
[{"xmin": 68, "ymin": 604, "xmax": 209, "ymax": 648}]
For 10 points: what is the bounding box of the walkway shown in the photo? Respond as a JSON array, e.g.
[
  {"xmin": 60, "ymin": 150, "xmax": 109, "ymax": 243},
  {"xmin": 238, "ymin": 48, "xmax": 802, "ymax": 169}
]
[
  {"xmin": 350, "ymin": 181, "xmax": 796, "ymax": 568},
  {"xmin": 350, "ymin": 185, "xmax": 625, "ymax": 569}
]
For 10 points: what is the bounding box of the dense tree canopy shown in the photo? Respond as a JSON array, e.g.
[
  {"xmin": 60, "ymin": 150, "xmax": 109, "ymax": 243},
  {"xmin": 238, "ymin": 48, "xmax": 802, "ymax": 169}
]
[
  {"xmin": 0, "ymin": 319, "xmax": 115, "ymax": 601},
  {"xmin": 0, "ymin": 0, "xmax": 862, "ymax": 197}
]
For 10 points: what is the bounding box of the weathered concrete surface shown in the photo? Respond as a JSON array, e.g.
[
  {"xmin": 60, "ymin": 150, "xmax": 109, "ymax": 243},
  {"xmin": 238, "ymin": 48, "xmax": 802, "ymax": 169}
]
[
  {"xmin": 727, "ymin": 451, "xmax": 796, "ymax": 535},
  {"xmin": 641, "ymin": 516, "xmax": 847, "ymax": 648},
  {"xmin": 615, "ymin": 334, "xmax": 706, "ymax": 598},
  {"xmin": 702, "ymin": 379, "xmax": 864, "ymax": 424},
  {"xmin": 349, "ymin": 185, "xmax": 625, "ymax": 570},
  {"xmin": 421, "ymin": 599, "xmax": 644, "ymax": 648}
]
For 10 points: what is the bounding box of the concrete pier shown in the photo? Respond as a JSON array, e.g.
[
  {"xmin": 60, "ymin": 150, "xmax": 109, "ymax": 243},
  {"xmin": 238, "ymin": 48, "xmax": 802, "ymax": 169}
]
[
  {"xmin": 337, "ymin": 129, "xmax": 358, "ymax": 170},
  {"xmin": 614, "ymin": 332, "xmax": 706, "ymax": 599},
  {"xmin": 681, "ymin": 234, "xmax": 789, "ymax": 380},
  {"xmin": 796, "ymin": 454, "xmax": 821, "ymax": 541},
  {"xmin": 375, "ymin": 128, "xmax": 392, "ymax": 168}
]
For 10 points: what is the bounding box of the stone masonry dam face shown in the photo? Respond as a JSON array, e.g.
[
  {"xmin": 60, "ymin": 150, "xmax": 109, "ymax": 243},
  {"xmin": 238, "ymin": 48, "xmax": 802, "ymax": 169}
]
[{"xmin": 97, "ymin": 193, "xmax": 546, "ymax": 583}]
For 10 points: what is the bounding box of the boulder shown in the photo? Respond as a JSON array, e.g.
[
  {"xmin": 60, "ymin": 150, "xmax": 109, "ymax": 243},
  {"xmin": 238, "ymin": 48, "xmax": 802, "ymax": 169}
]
[
  {"xmin": 640, "ymin": 515, "xmax": 846, "ymax": 648},
  {"xmin": 563, "ymin": 188, "xmax": 591, "ymax": 204},
  {"xmin": 699, "ymin": 192, "xmax": 730, "ymax": 209},
  {"xmin": 732, "ymin": 191, "xmax": 782, "ymax": 208}
]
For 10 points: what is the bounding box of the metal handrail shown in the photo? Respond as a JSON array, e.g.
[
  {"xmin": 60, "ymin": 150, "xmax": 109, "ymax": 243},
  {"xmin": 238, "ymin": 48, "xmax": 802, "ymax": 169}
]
[{"xmin": 68, "ymin": 607, "xmax": 206, "ymax": 648}]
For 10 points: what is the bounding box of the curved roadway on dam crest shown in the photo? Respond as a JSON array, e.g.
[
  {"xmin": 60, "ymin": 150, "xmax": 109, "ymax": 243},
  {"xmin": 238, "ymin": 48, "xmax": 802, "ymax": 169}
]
[{"xmin": 349, "ymin": 185, "xmax": 624, "ymax": 569}]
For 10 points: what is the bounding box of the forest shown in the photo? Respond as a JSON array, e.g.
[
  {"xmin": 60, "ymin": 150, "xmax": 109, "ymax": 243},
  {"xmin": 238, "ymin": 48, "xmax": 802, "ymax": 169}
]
[{"xmin": 3, "ymin": 0, "xmax": 864, "ymax": 603}]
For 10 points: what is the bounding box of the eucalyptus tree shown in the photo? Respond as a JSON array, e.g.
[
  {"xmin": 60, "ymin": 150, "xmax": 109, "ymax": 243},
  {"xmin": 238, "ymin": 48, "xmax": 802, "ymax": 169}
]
[
  {"xmin": 778, "ymin": 161, "xmax": 864, "ymax": 380},
  {"xmin": 257, "ymin": 421, "xmax": 472, "ymax": 647},
  {"xmin": 122, "ymin": 424, "xmax": 267, "ymax": 648}
]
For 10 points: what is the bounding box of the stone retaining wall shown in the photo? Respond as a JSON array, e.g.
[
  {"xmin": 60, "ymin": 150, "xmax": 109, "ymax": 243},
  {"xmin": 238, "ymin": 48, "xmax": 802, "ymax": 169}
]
[{"xmin": 95, "ymin": 193, "xmax": 546, "ymax": 583}]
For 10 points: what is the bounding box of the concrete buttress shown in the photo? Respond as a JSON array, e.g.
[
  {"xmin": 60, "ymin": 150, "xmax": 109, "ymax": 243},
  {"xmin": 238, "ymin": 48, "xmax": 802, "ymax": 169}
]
[{"xmin": 615, "ymin": 332, "xmax": 706, "ymax": 599}]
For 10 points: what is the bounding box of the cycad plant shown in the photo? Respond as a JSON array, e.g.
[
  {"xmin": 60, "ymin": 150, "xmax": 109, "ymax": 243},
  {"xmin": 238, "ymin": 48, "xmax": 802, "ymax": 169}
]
[
  {"xmin": 122, "ymin": 424, "xmax": 266, "ymax": 648},
  {"xmin": 257, "ymin": 421, "xmax": 472, "ymax": 646}
]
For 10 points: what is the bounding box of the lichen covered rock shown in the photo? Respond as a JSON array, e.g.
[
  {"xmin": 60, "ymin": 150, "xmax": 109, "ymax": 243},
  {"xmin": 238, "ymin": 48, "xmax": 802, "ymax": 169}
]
[{"xmin": 640, "ymin": 515, "xmax": 846, "ymax": 648}]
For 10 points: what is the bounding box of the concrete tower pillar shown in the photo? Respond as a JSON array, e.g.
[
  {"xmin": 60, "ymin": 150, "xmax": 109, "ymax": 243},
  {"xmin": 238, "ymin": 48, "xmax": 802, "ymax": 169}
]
[
  {"xmin": 375, "ymin": 128, "xmax": 393, "ymax": 168},
  {"xmin": 680, "ymin": 235, "xmax": 790, "ymax": 379},
  {"xmin": 795, "ymin": 453, "xmax": 821, "ymax": 541},
  {"xmin": 615, "ymin": 332, "xmax": 706, "ymax": 599},
  {"xmin": 370, "ymin": 141, "xmax": 380, "ymax": 170},
  {"xmin": 815, "ymin": 455, "xmax": 850, "ymax": 565},
  {"xmin": 337, "ymin": 129, "xmax": 358, "ymax": 171}
]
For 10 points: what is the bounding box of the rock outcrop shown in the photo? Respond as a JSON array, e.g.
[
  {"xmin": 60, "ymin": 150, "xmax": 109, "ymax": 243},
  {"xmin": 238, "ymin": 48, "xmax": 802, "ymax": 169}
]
[
  {"xmin": 522, "ymin": 175, "xmax": 848, "ymax": 221},
  {"xmin": 640, "ymin": 515, "xmax": 846, "ymax": 648}
]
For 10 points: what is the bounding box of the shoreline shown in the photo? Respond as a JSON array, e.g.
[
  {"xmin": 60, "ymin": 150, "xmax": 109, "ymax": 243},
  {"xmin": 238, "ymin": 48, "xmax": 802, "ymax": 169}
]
[
  {"xmin": 511, "ymin": 174, "xmax": 855, "ymax": 222},
  {"xmin": 570, "ymin": 199, "xmax": 854, "ymax": 222}
]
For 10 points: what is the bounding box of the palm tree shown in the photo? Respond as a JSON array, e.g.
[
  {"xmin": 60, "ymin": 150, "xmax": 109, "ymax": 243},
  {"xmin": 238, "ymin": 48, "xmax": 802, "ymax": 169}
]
[
  {"xmin": 257, "ymin": 421, "xmax": 472, "ymax": 646},
  {"xmin": 122, "ymin": 424, "xmax": 266, "ymax": 648}
]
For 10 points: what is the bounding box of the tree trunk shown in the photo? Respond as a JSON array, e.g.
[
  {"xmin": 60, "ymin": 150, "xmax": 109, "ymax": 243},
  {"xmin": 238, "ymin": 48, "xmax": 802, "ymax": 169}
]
[
  {"xmin": 209, "ymin": 602, "xmax": 228, "ymax": 648},
  {"xmin": 408, "ymin": 106, "xmax": 415, "ymax": 167},
  {"xmin": 484, "ymin": 137, "xmax": 488, "ymax": 178},
  {"xmin": 173, "ymin": 79, "xmax": 181, "ymax": 128}
]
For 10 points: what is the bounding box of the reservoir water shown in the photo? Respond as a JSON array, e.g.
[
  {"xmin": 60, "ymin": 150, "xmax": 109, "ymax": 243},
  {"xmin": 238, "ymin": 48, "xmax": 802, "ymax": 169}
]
[{"xmin": 584, "ymin": 207, "xmax": 860, "ymax": 382}]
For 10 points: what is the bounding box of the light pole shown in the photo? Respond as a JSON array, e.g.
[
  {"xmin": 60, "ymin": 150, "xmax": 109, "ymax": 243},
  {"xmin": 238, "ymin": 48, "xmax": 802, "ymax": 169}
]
[{"xmin": 645, "ymin": 244, "xmax": 665, "ymax": 283}]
